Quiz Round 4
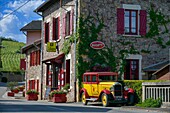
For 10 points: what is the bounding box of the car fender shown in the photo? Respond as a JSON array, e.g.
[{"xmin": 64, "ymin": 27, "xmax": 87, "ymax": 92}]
[
  {"xmin": 101, "ymin": 89, "xmax": 111, "ymax": 95},
  {"xmin": 80, "ymin": 88, "xmax": 89, "ymax": 98},
  {"xmin": 128, "ymin": 88, "xmax": 135, "ymax": 94}
]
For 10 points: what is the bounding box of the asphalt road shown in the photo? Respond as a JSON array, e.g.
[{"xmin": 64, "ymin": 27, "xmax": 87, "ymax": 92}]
[{"xmin": 0, "ymin": 82, "xmax": 168, "ymax": 113}]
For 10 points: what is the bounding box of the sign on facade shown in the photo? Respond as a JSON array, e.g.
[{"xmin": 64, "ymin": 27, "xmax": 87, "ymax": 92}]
[
  {"xmin": 90, "ymin": 41, "xmax": 105, "ymax": 49},
  {"xmin": 47, "ymin": 42, "xmax": 56, "ymax": 52}
]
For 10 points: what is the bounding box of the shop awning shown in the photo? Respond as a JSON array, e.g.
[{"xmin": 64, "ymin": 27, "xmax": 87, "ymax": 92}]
[{"xmin": 42, "ymin": 53, "xmax": 65, "ymax": 64}]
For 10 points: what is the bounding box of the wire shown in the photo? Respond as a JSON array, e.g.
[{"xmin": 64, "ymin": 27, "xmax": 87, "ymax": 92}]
[{"xmin": 0, "ymin": 0, "xmax": 31, "ymax": 21}]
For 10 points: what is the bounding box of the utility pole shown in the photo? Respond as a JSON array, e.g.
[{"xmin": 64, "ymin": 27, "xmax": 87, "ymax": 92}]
[{"xmin": 74, "ymin": 0, "xmax": 78, "ymax": 102}]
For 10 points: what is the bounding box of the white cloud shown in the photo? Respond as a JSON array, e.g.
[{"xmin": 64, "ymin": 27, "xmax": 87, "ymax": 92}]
[
  {"xmin": 8, "ymin": 0, "xmax": 45, "ymax": 18},
  {"xmin": 0, "ymin": 14, "xmax": 19, "ymax": 34}
]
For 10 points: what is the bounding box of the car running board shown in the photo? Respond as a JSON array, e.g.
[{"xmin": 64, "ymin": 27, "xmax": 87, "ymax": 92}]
[{"xmin": 86, "ymin": 98, "xmax": 98, "ymax": 101}]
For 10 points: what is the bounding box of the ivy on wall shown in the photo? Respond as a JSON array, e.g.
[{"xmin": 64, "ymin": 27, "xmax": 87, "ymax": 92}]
[{"xmin": 62, "ymin": 5, "xmax": 170, "ymax": 84}]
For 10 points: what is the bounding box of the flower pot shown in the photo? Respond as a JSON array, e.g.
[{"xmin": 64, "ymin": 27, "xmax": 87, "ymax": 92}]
[
  {"xmin": 27, "ymin": 93, "xmax": 38, "ymax": 101},
  {"xmin": 11, "ymin": 89, "xmax": 19, "ymax": 93},
  {"xmin": 53, "ymin": 94, "xmax": 67, "ymax": 103},
  {"xmin": 7, "ymin": 92, "xmax": 14, "ymax": 97}
]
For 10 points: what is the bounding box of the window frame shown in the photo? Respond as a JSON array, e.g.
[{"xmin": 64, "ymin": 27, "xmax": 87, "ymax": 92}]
[{"xmin": 124, "ymin": 9, "xmax": 138, "ymax": 35}]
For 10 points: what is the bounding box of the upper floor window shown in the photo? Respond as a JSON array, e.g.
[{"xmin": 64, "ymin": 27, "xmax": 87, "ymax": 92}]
[
  {"xmin": 62, "ymin": 8, "xmax": 74, "ymax": 38},
  {"xmin": 45, "ymin": 22, "xmax": 49, "ymax": 43},
  {"xmin": 117, "ymin": 4, "xmax": 146, "ymax": 36},
  {"xmin": 30, "ymin": 50, "xmax": 40, "ymax": 66},
  {"xmin": 53, "ymin": 17, "xmax": 60, "ymax": 40},
  {"xmin": 125, "ymin": 10, "xmax": 138, "ymax": 35}
]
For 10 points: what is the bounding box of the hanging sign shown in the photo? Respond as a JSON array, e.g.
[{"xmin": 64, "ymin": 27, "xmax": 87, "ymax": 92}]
[
  {"xmin": 90, "ymin": 41, "xmax": 105, "ymax": 49},
  {"xmin": 47, "ymin": 42, "xmax": 56, "ymax": 52}
]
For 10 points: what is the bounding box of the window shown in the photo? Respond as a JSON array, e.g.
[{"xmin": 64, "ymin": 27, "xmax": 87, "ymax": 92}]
[
  {"xmin": 117, "ymin": 5, "xmax": 146, "ymax": 36},
  {"xmin": 30, "ymin": 50, "xmax": 41, "ymax": 66},
  {"xmin": 53, "ymin": 17, "xmax": 60, "ymax": 40},
  {"xmin": 66, "ymin": 11, "xmax": 70, "ymax": 36},
  {"xmin": 62, "ymin": 9, "xmax": 74, "ymax": 38},
  {"xmin": 45, "ymin": 22, "xmax": 49, "ymax": 43},
  {"xmin": 124, "ymin": 59, "xmax": 139, "ymax": 80},
  {"xmin": 125, "ymin": 10, "xmax": 138, "ymax": 35}
]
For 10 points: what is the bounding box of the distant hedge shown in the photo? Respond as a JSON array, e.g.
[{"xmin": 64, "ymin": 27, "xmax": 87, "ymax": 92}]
[{"xmin": 123, "ymin": 80, "xmax": 168, "ymax": 104}]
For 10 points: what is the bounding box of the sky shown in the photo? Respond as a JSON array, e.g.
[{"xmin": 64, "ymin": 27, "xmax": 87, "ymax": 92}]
[{"xmin": 0, "ymin": 0, "xmax": 45, "ymax": 43}]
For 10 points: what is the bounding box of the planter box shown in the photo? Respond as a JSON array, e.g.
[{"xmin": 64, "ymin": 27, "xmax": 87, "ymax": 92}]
[
  {"xmin": 27, "ymin": 94, "xmax": 38, "ymax": 101},
  {"xmin": 53, "ymin": 94, "xmax": 67, "ymax": 103},
  {"xmin": 7, "ymin": 92, "xmax": 14, "ymax": 97}
]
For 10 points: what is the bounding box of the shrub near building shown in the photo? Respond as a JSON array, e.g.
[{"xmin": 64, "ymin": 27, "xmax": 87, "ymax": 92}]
[{"xmin": 123, "ymin": 80, "xmax": 167, "ymax": 104}]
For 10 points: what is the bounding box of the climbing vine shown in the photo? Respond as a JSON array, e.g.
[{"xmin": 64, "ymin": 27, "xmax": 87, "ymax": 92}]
[{"xmin": 62, "ymin": 4, "xmax": 170, "ymax": 84}]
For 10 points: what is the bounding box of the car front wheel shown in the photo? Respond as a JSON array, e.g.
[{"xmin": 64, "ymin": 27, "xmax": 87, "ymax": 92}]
[
  {"xmin": 82, "ymin": 92, "xmax": 88, "ymax": 105},
  {"xmin": 101, "ymin": 93, "xmax": 109, "ymax": 107}
]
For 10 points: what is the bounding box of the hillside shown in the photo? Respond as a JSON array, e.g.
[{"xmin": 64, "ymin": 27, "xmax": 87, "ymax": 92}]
[{"xmin": 0, "ymin": 38, "xmax": 25, "ymax": 72}]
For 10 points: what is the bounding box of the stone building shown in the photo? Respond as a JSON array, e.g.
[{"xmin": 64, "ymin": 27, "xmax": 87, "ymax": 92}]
[
  {"xmin": 21, "ymin": 20, "xmax": 42, "ymax": 99},
  {"xmin": 34, "ymin": 0, "xmax": 170, "ymax": 101}
]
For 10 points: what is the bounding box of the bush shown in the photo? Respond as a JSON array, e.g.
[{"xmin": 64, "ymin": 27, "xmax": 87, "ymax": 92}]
[
  {"xmin": 123, "ymin": 80, "xmax": 167, "ymax": 104},
  {"xmin": 136, "ymin": 98, "xmax": 162, "ymax": 108},
  {"xmin": 7, "ymin": 82, "xmax": 18, "ymax": 90}
]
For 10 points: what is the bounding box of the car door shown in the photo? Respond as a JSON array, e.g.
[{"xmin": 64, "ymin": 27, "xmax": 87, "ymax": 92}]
[{"xmin": 91, "ymin": 75, "xmax": 99, "ymax": 96}]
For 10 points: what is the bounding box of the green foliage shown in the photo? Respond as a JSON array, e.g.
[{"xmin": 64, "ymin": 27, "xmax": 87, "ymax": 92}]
[
  {"xmin": 123, "ymin": 80, "xmax": 167, "ymax": 104},
  {"xmin": 26, "ymin": 89, "xmax": 39, "ymax": 95},
  {"xmin": 146, "ymin": 5, "xmax": 170, "ymax": 48},
  {"xmin": 61, "ymin": 35, "xmax": 75, "ymax": 55},
  {"xmin": 136, "ymin": 98, "xmax": 162, "ymax": 108},
  {"xmin": 0, "ymin": 40, "xmax": 25, "ymax": 72}
]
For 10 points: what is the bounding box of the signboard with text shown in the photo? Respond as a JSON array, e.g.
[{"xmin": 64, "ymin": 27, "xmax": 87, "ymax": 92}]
[
  {"xmin": 90, "ymin": 41, "xmax": 105, "ymax": 49},
  {"xmin": 47, "ymin": 42, "xmax": 56, "ymax": 52}
]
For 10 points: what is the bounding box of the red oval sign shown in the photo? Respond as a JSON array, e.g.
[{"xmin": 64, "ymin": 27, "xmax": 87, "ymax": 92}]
[{"xmin": 90, "ymin": 41, "xmax": 105, "ymax": 49}]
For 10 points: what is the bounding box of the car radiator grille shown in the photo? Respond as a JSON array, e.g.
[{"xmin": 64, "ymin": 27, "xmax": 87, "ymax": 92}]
[{"xmin": 114, "ymin": 85, "xmax": 122, "ymax": 96}]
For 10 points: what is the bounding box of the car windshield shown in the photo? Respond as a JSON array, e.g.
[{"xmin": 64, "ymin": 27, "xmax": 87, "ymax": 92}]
[{"xmin": 99, "ymin": 75, "xmax": 117, "ymax": 81}]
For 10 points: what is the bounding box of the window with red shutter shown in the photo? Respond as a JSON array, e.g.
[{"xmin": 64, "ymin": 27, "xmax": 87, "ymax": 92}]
[
  {"xmin": 62, "ymin": 12, "xmax": 66, "ymax": 38},
  {"xmin": 53, "ymin": 17, "xmax": 60, "ymax": 40},
  {"xmin": 117, "ymin": 7, "xmax": 147, "ymax": 36},
  {"xmin": 66, "ymin": 11, "xmax": 71, "ymax": 36},
  {"xmin": 70, "ymin": 8, "xmax": 74, "ymax": 35},
  {"xmin": 45, "ymin": 22, "xmax": 49, "ymax": 43},
  {"xmin": 52, "ymin": 18, "xmax": 56, "ymax": 40}
]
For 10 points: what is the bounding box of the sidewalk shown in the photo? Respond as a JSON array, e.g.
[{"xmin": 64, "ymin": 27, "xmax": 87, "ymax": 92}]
[{"xmin": 2, "ymin": 92, "xmax": 170, "ymax": 113}]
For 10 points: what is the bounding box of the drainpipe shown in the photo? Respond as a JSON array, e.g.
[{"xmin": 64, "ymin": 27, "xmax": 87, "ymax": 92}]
[{"xmin": 74, "ymin": 0, "xmax": 78, "ymax": 102}]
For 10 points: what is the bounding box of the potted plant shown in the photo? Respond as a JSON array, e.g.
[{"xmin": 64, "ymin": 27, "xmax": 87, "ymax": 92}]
[
  {"xmin": 18, "ymin": 85, "xmax": 25, "ymax": 91},
  {"xmin": 7, "ymin": 82, "xmax": 18, "ymax": 96},
  {"xmin": 11, "ymin": 87, "xmax": 20, "ymax": 93},
  {"xmin": 26, "ymin": 89, "xmax": 39, "ymax": 101},
  {"xmin": 50, "ymin": 84, "xmax": 70, "ymax": 103}
]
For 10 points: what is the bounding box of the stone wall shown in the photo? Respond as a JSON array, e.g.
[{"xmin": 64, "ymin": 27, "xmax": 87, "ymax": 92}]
[{"xmin": 80, "ymin": 0, "xmax": 170, "ymax": 68}]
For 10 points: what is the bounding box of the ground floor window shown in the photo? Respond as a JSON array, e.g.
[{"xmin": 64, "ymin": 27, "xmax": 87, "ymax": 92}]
[{"xmin": 124, "ymin": 59, "xmax": 139, "ymax": 80}]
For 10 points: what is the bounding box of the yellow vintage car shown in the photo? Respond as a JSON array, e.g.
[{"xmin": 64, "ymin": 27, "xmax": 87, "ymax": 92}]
[{"xmin": 80, "ymin": 72, "xmax": 135, "ymax": 107}]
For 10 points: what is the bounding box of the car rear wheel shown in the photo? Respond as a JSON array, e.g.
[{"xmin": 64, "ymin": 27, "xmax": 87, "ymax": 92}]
[
  {"xmin": 82, "ymin": 92, "xmax": 88, "ymax": 105},
  {"xmin": 101, "ymin": 93, "xmax": 109, "ymax": 107}
]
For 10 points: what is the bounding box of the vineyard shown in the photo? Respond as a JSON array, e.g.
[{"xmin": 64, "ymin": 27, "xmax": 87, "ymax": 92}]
[{"xmin": 0, "ymin": 39, "xmax": 25, "ymax": 72}]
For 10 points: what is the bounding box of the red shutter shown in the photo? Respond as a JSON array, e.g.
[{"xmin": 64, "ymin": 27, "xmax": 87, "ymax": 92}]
[
  {"xmin": 139, "ymin": 10, "xmax": 147, "ymax": 36},
  {"xmin": 58, "ymin": 17, "xmax": 60, "ymax": 39},
  {"xmin": 63, "ymin": 12, "xmax": 66, "ymax": 38},
  {"xmin": 70, "ymin": 8, "xmax": 74, "ymax": 35},
  {"xmin": 44, "ymin": 23, "xmax": 47, "ymax": 43},
  {"xmin": 30, "ymin": 52, "xmax": 32, "ymax": 66},
  {"xmin": 53, "ymin": 18, "xmax": 56, "ymax": 40},
  {"xmin": 117, "ymin": 8, "xmax": 124, "ymax": 34},
  {"xmin": 37, "ymin": 79, "xmax": 39, "ymax": 92},
  {"xmin": 28, "ymin": 80, "xmax": 31, "ymax": 90}
]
